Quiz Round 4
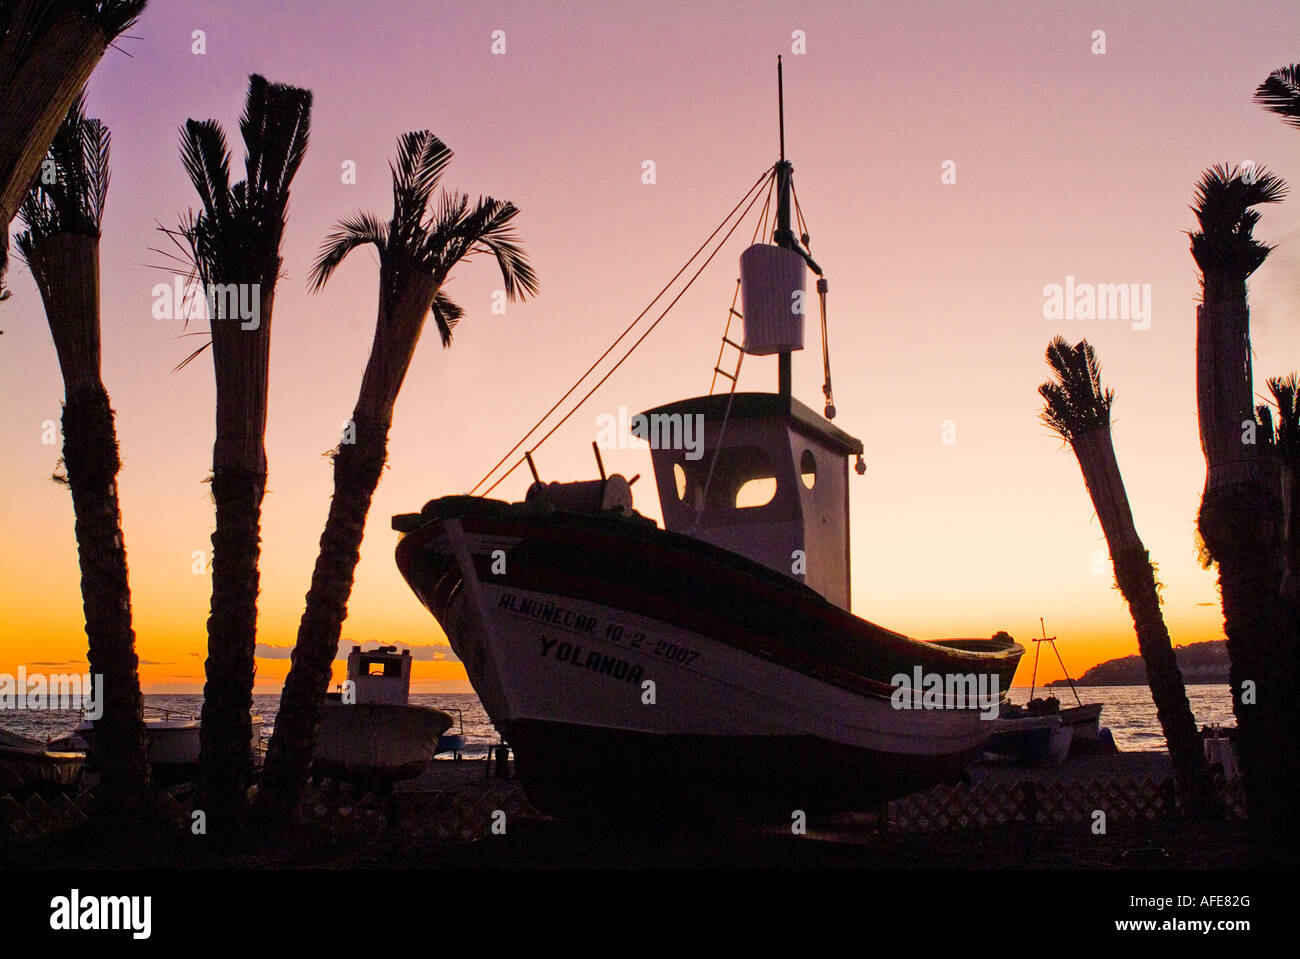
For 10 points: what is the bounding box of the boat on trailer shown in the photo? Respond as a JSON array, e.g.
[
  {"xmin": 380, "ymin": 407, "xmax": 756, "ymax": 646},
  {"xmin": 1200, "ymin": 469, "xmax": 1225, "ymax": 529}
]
[
  {"xmin": 393, "ymin": 61, "xmax": 1024, "ymax": 820},
  {"xmin": 312, "ymin": 644, "xmax": 453, "ymax": 787}
]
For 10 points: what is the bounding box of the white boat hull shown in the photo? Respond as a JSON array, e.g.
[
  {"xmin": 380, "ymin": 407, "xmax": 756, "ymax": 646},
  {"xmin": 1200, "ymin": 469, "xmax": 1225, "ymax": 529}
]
[
  {"xmin": 397, "ymin": 515, "xmax": 1023, "ymax": 817},
  {"xmin": 313, "ymin": 702, "xmax": 452, "ymax": 783}
]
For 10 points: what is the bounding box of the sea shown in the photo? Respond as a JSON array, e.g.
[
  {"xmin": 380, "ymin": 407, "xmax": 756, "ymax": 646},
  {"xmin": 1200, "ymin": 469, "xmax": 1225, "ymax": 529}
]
[{"xmin": 2, "ymin": 685, "xmax": 1237, "ymax": 755}]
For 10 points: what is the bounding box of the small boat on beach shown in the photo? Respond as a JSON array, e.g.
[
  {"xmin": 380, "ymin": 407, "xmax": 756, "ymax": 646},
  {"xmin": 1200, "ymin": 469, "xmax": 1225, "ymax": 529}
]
[
  {"xmin": 0, "ymin": 726, "xmax": 85, "ymax": 796},
  {"xmin": 392, "ymin": 61, "xmax": 1024, "ymax": 820},
  {"xmin": 981, "ymin": 705, "xmax": 1073, "ymax": 764},
  {"xmin": 312, "ymin": 644, "xmax": 453, "ymax": 786},
  {"xmin": 982, "ymin": 620, "xmax": 1115, "ymax": 763},
  {"xmin": 52, "ymin": 705, "xmax": 264, "ymax": 785}
]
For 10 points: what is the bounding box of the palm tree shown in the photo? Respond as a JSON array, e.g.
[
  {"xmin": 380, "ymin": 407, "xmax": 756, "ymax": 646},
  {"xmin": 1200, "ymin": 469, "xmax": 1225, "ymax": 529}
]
[
  {"xmin": 255, "ymin": 131, "xmax": 538, "ymax": 820},
  {"xmin": 174, "ymin": 75, "xmax": 312, "ymax": 833},
  {"xmin": 1, "ymin": 0, "xmax": 149, "ymax": 299},
  {"xmin": 1040, "ymin": 336, "xmax": 1216, "ymax": 816},
  {"xmin": 1189, "ymin": 164, "xmax": 1293, "ymax": 843},
  {"xmin": 1264, "ymin": 374, "xmax": 1300, "ymax": 610},
  {"xmin": 1255, "ymin": 64, "xmax": 1300, "ymax": 130},
  {"xmin": 14, "ymin": 93, "xmax": 149, "ymax": 812}
]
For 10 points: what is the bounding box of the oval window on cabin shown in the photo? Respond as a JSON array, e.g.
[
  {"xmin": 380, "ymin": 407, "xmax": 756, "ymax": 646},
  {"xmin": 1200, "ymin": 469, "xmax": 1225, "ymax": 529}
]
[
  {"xmin": 735, "ymin": 477, "xmax": 777, "ymax": 508},
  {"xmin": 800, "ymin": 449, "xmax": 817, "ymax": 489},
  {"xmin": 673, "ymin": 462, "xmax": 688, "ymax": 502}
]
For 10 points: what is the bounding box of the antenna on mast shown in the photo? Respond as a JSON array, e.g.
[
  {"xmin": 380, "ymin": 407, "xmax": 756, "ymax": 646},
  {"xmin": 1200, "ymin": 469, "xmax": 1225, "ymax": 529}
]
[
  {"xmin": 775, "ymin": 55, "xmax": 794, "ymax": 397},
  {"xmin": 778, "ymin": 54, "xmax": 785, "ymax": 162}
]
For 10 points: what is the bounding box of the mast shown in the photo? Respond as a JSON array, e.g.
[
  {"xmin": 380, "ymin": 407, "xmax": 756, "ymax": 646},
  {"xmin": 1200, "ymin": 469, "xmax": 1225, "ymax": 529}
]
[{"xmin": 775, "ymin": 55, "xmax": 794, "ymax": 399}]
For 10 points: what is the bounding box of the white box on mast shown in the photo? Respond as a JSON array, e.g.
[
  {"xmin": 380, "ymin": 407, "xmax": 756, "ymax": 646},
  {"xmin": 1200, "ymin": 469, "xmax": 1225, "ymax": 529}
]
[{"xmin": 739, "ymin": 243, "xmax": 805, "ymax": 355}]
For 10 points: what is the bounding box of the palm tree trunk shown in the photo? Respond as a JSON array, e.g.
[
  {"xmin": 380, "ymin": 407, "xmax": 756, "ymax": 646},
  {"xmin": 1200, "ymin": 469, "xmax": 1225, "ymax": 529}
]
[
  {"xmin": 198, "ymin": 284, "xmax": 274, "ymax": 833},
  {"xmin": 63, "ymin": 387, "xmax": 151, "ymax": 807},
  {"xmin": 255, "ymin": 413, "xmax": 389, "ymax": 818},
  {"xmin": 1071, "ymin": 428, "xmax": 1217, "ymax": 816},
  {"xmin": 198, "ymin": 465, "xmax": 264, "ymax": 829},
  {"xmin": 1196, "ymin": 270, "xmax": 1296, "ymax": 846},
  {"xmin": 25, "ymin": 233, "xmax": 150, "ymax": 810},
  {"xmin": 256, "ymin": 268, "xmax": 438, "ymax": 819},
  {"xmin": 1111, "ymin": 547, "xmax": 1218, "ymax": 816}
]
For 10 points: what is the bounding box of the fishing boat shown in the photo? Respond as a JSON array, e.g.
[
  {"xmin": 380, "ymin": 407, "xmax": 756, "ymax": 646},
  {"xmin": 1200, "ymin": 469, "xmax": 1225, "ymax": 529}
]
[
  {"xmin": 52, "ymin": 705, "xmax": 265, "ymax": 785},
  {"xmin": 0, "ymin": 726, "xmax": 85, "ymax": 796},
  {"xmin": 983, "ymin": 620, "xmax": 1113, "ymax": 762},
  {"xmin": 312, "ymin": 644, "xmax": 453, "ymax": 786},
  {"xmin": 981, "ymin": 705, "xmax": 1072, "ymax": 765},
  {"xmin": 392, "ymin": 60, "xmax": 1025, "ymax": 819}
]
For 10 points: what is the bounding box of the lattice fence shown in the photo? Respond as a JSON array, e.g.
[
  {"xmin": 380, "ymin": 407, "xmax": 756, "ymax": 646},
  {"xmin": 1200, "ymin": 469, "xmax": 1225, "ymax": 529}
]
[
  {"xmin": 296, "ymin": 781, "xmax": 541, "ymax": 842},
  {"xmin": 884, "ymin": 776, "xmax": 1248, "ymax": 835}
]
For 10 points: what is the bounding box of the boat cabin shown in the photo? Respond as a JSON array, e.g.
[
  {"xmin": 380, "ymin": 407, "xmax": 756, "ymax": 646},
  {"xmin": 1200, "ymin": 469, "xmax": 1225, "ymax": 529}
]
[
  {"xmin": 639, "ymin": 392, "xmax": 863, "ymax": 609},
  {"xmin": 345, "ymin": 644, "xmax": 413, "ymax": 706}
]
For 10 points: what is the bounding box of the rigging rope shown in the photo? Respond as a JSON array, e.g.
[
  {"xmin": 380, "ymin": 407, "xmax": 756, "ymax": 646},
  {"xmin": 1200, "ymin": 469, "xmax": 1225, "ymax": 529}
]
[
  {"xmin": 469, "ymin": 165, "xmax": 775, "ymax": 496},
  {"xmin": 790, "ymin": 180, "xmax": 835, "ymax": 418},
  {"xmin": 709, "ymin": 174, "xmax": 776, "ymax": 395},
  {"xmin": 475, "ymin": 166, "xmax": 777, "ymax": 497}
]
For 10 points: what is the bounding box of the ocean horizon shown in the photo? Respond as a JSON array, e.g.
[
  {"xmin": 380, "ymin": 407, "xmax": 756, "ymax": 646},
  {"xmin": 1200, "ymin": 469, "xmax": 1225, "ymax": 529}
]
[{"xmin": 1, "ymin": 684, "xmax": 1238, "ymax": 757}]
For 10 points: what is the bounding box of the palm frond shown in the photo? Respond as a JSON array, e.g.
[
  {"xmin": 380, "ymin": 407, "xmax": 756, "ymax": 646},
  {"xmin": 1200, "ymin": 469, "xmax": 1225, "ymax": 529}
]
[
  {"xmin": 389, "ymin": 131, "xmax": 452, "ymax": 251},
  {"xmin": 309, "ymin": 211, "xmax": 387, "ymax": 291},
  {"xmin": 14, "ymin": 93, "xmax": 111, "ymax": 271},
  {"xmin": 179, "ymin": 119, "xmax": 231, "ymax": 220},
  {"xmin": 95, "ymin": 0, "xmax": 149, "ymax": 36},
  {"xmin": 455, "ymin": 196, "xmax": 540, "ymax": 300},
  {"xmin": 240, "ymin": 74, "xmax": 312, "ymax": 217},
  {"xmin": 1039, "ymin": 336, "xmax": 1113, "ymax": 441},
  {"xmin": 1191, "ymin": 163, "xmax": 1287, "ymax": 232},
  {"xmin": 429, "ymin": 289, "xmax": 463, "ymax": 347},
  {"xmin": 1189, "ymin": 163, "xmax": 1287, "ymax": 278},
  {"xmin": 1255, "ymin": 64, "xmax": 1300, "ymax": 130},
  {"xmin": 1268, "ymin": 373, "xmax": 1300, "ymax": 455}
]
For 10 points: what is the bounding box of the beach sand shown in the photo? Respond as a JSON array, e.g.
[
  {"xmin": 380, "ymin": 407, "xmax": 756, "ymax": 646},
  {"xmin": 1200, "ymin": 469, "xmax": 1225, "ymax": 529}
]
[{"xmin": 0, "ymin": 751, "xmax": 1265, "ymax": 870}]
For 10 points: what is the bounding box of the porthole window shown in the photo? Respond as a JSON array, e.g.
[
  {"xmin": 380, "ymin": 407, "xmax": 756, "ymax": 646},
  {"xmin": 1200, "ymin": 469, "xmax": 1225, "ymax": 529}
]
[
  {"xmin": 800, "ymin": 449, "xmax": 817, "ymax": 489},
  {"xmin": 673, "ymin": 462, "xmax": 688, "ymax": 502}
]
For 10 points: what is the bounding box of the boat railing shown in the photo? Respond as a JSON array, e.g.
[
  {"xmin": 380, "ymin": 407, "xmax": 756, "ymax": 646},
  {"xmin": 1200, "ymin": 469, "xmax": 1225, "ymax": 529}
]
[
  {"xmin": 142, "ymin": 704, "xmax": 200, "ymax": 722},
  {"xmin": 75, "ymin": 702, "xmax": 200, "ymax": 725}
]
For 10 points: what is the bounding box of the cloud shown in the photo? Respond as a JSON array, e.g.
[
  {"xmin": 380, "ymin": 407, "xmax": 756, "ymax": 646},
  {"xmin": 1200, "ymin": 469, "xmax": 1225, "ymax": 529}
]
[{"xmin": 255, "ymin": 640, "xmax": 454, "ymax": 662}]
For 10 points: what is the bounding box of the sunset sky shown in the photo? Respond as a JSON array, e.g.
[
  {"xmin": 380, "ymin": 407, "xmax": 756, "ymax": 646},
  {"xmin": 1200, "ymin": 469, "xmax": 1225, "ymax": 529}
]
[{"xmin": 2, "ymin": 0, "xmax": 1298, "ymax": 693}]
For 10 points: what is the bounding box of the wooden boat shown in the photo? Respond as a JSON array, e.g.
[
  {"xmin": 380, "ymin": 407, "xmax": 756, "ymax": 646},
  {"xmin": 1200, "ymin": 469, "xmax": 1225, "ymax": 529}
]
[
  {"xmin": 981, "ymin": 705, "xmax": 1073, "ymax": 764},
  {"xmin": 1023, "ymin": 620, "xmax": 1114, "ymax": 756},
  {"xmin": 54, "ymin": 706, "xmax": 264, "ymax": 785},
  {"xmin": 392, "ymin": 61, "xmax": 1025, "ymax": 820},
  {"xmin": 0, "ymin": 726, "xmax": 85, "ymax": 795},
  {"xmin": 312, "ymin": 645, "xmax": 453, "ymax": 785}
]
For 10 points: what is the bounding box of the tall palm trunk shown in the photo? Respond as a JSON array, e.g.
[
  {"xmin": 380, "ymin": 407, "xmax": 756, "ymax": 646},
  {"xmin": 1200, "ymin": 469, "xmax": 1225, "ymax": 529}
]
[
  {"xmin": 27, "ymin": 234, "xmax": 149, "ymax": 809},
  {"xmin": 176, "ymin": 76, "xmax": 313, "ymax": 834},
  {"xmin": 1071, "ymin": 428, "xmax": 1217, "ymax": 816},
  {"xmin": 0, "ymin": 0, "xmax": 148, "ymax": 292},
  {"xmin": 258, "ymin": 268, "xmax": 438, "ymax": 818},
  {"xmin": 1190, "ymin": 165, "xmax": 1294, "ymax": 848},
  {"xmin": 198, "ymin": 282, "xmax": 273, "ymax": 826},
  {"xmin": 1041, "ymin": 338, "xmax": 1216, "ymax": 816},
  {"xmin": 16, "ymin": 102, "xmax": 149, "ymax": 813}
]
